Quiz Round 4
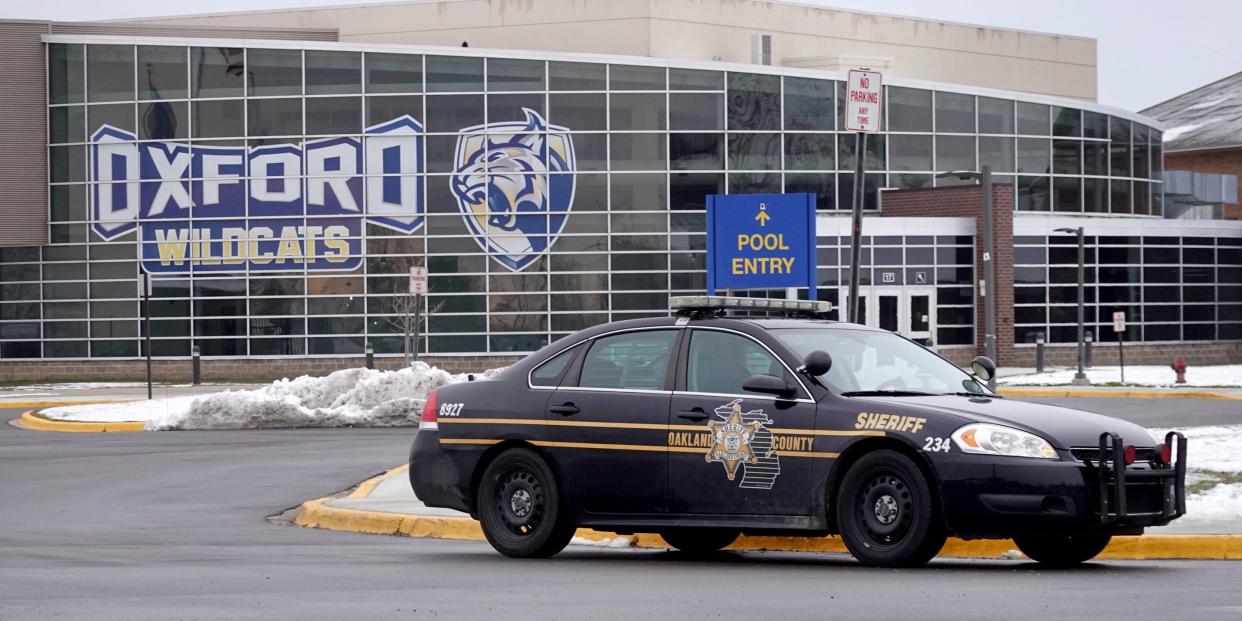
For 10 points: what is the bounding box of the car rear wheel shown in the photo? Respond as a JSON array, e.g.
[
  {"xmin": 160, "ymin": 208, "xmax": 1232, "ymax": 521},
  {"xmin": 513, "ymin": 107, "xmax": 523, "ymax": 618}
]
[
  {"xmin": 659, "ymin": 529, "xmax": 739, "ymax": 555},
  {"xmin": 477, "ymin": 448, "xmax": 575, "ymax": 558},
  {"xmin": 1013, "ymin": 534, "xmax": 1111, "ymax": 567},
  {"xmin": 836, "ymin": 450, "xmax": 946, "ymax": 568}
]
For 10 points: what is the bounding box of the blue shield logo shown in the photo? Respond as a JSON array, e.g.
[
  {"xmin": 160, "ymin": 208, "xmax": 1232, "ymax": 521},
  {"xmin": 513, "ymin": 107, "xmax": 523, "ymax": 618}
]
[{"xmin": 450, "ymin": 109, "xmax": 576, "ymax": 271}]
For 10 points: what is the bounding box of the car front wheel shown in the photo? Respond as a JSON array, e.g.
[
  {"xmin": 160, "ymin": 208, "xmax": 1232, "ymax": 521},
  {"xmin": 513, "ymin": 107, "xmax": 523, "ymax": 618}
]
[
  {"xmin": 477, "ymin": 448, "xmax": 576, "ymax": 558},
  {"xmin": 1013, "ymin": 534, "xmax": 1111, "ymax": 566},
  {"xmin": 659, "ymin": 529, "xmax": 739, "ymax": 555},
  {"xmin": 836, "ymin": 450, "xmax": 946, "ymax": 567}
]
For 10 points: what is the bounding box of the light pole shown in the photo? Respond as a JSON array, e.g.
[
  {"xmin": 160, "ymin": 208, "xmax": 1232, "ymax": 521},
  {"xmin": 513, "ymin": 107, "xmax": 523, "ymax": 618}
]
[
  {"xmin": 1055, "ymin": 226, "xmax": 1090, "ymax": 386},
  {"xmin": 937, "ymin": 166, "xmax": 996, "ymax": 389}
]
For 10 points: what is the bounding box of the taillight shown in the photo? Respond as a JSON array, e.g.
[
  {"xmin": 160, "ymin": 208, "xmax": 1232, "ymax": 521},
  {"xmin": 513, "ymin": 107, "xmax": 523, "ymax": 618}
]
[
  {"xmin": 421, "ymin": 388, "xmax": 439, "ymax": 429},
  {"xmin": 1154, "ymin": 442, "xmax": 1172, "ymax": 466},
  {"xmin": 1123, "ymin": 444, "xmax": 1137, "ymax": 466}
]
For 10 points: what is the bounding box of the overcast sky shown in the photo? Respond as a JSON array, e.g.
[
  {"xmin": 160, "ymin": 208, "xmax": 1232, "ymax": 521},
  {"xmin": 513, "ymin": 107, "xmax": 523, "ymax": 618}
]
[{"xmin": 8, "ymin": 0, "xmax": 1239, "ymax": 111}]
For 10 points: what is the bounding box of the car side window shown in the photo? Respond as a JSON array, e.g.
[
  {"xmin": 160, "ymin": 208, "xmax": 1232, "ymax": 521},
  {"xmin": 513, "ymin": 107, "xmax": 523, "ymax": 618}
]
[
  {"xmin": 530, "ymin": 344, "xmax": 580, "ymax": 387},
  {"xmin": 687, "ymin": 330, "xmax": 789, "ymax": 396},
  {"xmin": 577, "ymin": 330, "xmax": 677, "ymax": 391}
]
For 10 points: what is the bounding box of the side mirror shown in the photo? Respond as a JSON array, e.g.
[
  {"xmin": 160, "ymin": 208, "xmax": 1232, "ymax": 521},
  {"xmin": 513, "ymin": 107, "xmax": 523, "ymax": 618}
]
[
  {"xmin": 801, "ymin": 350, "xmax": 833, "ymax": 377},
  {"xmin": 970, "ymin": 356, "xmax": 996, "ymax": 382},
  {"xmin": 742, "ymin": 374, "xmax": 796, "ymax": 398}
]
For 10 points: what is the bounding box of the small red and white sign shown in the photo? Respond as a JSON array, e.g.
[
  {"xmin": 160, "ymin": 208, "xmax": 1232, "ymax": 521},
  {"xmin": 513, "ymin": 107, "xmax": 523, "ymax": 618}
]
[
  {"xmin": 1113, "ymin": 311, "xmax": 1126, "ymax": 333},
  {"xmin": 845, "ymin": 69, "xmax": 883, "ymax": 133},
  {"xmin": 409, "ymin": 266, "xmax": 428, "ymax": 295}
]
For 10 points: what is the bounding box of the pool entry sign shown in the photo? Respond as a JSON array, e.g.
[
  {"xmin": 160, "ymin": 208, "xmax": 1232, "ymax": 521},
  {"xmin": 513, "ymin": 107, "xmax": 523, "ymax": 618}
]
[{"xmin": 706, "ymin": 193, "xmax": 818, "ymax": 299}]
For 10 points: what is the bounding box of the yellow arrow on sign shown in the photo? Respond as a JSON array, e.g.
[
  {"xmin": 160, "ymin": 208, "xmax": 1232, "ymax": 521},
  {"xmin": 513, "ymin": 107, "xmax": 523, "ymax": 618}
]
[{"xmin": 755, "ymin": 204, "xmax": 771, "ymax": 227}]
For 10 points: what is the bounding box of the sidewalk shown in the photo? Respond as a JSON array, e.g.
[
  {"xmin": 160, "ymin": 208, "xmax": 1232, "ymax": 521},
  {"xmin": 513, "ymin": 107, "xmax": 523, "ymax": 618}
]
[{"xmin": 294, "ymin": 463, "xmax": 1242, "ymax": 560}]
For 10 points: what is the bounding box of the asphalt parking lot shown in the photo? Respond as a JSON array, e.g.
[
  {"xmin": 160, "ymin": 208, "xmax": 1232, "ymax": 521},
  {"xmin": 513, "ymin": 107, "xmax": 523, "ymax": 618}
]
[{"xmin": 2, "ymin": 404, "xmax": 1241, "ymax": 620}]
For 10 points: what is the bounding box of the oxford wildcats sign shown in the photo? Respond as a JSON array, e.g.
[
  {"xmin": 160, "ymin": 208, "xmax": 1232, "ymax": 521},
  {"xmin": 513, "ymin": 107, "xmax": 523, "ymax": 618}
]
[
  {"xmin": 451, "ymin": 109, "xmax": 575, "ymax": 272},
  {"xmin": 89, "ymin": 110, "xmax": 576, "ymax": 273}
]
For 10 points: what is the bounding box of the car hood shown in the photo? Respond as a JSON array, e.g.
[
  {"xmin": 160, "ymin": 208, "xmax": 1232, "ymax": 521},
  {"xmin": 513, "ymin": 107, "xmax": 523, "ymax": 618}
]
[{"xmin": 856, "ymin": 395, "xmax": 1156, "ymax": 449}]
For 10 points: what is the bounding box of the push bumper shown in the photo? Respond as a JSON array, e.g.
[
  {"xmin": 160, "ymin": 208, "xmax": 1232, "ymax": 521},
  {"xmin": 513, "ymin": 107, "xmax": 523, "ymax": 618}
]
[{"xmin": 937, "ymin": 432, "xmax": 1187, "ymax": 539}]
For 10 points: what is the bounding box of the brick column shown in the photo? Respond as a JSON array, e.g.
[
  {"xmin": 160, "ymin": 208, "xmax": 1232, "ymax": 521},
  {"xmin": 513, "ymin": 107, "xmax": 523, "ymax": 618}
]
[{"xmin": 879, "ymin": 184, "xmax": 1016, "ymax": 366}]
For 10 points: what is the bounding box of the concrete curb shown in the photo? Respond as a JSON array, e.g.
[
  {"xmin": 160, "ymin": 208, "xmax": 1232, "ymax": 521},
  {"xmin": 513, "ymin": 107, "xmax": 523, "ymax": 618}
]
[
  {"xmin": 998, "ymin": 387, "xmax": 1242, "ymax": 400},
  {"xmin": 15, "ymin": 410, "xmax": 145, "ymax": 433},
  {"xmin": 293, "ymin": 468, "xmax": 1242, "ymax": 560}
]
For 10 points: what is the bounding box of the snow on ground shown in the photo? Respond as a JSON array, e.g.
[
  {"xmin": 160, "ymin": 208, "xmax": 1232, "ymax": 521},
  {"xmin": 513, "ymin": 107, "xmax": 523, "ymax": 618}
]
[
  {"xmin": 570, "ymin": 535, "xmax": 635, "ymax": 548},
  {"xmin": 1, "ymin": 381, "xmax": 157, "ymax": 392},
  {"xmin": 999, "ymin": 365, "xmax": 1241, "ymax": 388},
  {"xmin": 1152, "ymin": 425, "xmax": 1242, "ymax": 524},
  {"xmin": 39, "ymin": 362, "xmax": 501, "ymax": 430}
]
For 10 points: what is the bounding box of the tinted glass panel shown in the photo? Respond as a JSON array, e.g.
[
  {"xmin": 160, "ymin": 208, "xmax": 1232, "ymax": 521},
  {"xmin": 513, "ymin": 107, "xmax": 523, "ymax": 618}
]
[
  {"xmin": 687, "ymin": 330, "xmax": 786, "ymax": 395},
  {"xmin": 978, "ymin": 97, "xmax": 1013, "ymax": 134},
  {"xmin": 610, "ymin": 65, "xmax": 665, "ymax": 90},
  {"xmin": 305, "ymin": 50, "xmax": 361, "ymax": 95},
  {"xmin": 247, "ymin": 49, "xmax": 302, "ymax": 96},
  {"xmin": 784, "ymin": 77, "xmax": 833, "ymax": 130},
  {"xmin": 727, "ymin": 72, "xmax": 780, "ymax": 131},
  {"xmin": 669, "ymin": 93, "xmax": 724, "ymax": 131},
  {"xmin": 487, "ymin": 58, "xmax": 545, "ymax": 91},
  {"xmin": 365, "ymin": 52, "xmax": 422, "ymax": 93},
  {"xmin": 426, "ymin": 55, "xmax": 483, "ymax": 92},
  {"xmin": 888, "ymin": 87, "xmax": 931, "ymax": 132},
  {"xmin": 935, "ymin": 91, "xmax": 974, "ymax": 133},
  {"xmin": 88, "ymin": 45, "xmax": 134, "ymax": 102},
  {"xmin": 49, "ymin": 43, "xmax": 85, "ymax": 105},
  {"xmin": 549, "ymin": 62, "xmax": 605, "ymax": 90},
  {"xmin": 137, "ymin": 46, "xmax": 187, "ymax": 100},
  {"xmin": 192, "ymin": 47, "xmax": 244, "ymax": 98},
  {"xmin": 578, "ymin": 330, "xmax": 676, "ymax": 390}
]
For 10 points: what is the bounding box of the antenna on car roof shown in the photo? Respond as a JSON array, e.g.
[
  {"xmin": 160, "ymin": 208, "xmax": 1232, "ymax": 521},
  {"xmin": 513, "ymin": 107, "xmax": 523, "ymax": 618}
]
[{"xmin": 669, "ymin": 295, "xmax": 833, "ymax": 319}]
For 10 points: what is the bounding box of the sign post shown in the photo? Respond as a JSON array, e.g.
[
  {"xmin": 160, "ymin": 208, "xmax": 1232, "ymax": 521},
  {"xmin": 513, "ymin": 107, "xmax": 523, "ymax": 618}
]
[
  {"xmin": 409, "ymin": 266, "xmax": 428, "ymax": 362},
  {"xmin": 845, "ymin": 69, "xmax": 882, "ymax": 324},
  {"xmin": 706, "ymin": 193, "xmax": 817, "ymax": 300},
  {"xmin": 139, "ymin": 271, "xmax": 153, "ymax": 400},
  {"xmin": 1113, "ymin": 311, "xmax": 1127, "ymax": 384}
]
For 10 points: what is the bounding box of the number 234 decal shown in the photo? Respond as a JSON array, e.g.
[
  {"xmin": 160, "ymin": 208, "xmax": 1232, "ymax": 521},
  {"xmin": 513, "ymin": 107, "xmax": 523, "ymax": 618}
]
[{"xmin": 922, "ymin": 437, "xmax": 951, "ymax": 453}]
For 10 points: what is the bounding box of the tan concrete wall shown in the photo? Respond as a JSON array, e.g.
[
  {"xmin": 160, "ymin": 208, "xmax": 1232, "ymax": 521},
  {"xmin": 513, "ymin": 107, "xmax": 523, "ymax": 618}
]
[{"xmin": 124, "ymin": 0, "xmax": 1097, "ymax": 100}]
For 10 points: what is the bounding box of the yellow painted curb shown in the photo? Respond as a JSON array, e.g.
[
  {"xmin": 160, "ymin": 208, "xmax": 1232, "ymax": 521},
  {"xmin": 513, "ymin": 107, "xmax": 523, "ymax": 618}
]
[
  {"xmin": 999, "ymin": 387, "xmax": 1242, "ymax": 400},
  {"xmin": 294, "ymin": 468, "xmax": 1242, "ymax": 560},
  {"xmin": 16, "ymin": 410, "xmax": 145, "ymax": 433}
]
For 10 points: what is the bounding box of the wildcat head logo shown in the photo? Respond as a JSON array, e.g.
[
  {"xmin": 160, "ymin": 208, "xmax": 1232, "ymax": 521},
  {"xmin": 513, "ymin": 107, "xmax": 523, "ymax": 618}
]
[{"xmin": 451, "ymin": 109, "xmax": 575, "ymax": 271}]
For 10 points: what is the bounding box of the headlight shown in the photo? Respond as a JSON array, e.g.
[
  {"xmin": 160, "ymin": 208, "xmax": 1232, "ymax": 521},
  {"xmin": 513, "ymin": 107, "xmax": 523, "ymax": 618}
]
[{"xmin": 951, "ymin": 423, "xmax": 1058, "ymax": 459}]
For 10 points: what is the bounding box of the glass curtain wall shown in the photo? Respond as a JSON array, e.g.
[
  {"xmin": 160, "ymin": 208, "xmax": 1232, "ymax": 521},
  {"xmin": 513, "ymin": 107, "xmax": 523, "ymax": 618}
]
[{"xmin": 1, "ymin": 41, "xmax": 1173, "ymax": 359}]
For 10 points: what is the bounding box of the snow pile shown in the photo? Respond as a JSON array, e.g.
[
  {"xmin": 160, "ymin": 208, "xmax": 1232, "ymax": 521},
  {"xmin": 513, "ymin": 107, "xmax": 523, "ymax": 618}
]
[
  {"xmin": 570, "ymin": 535, "xmax": 635, "ymax": 549},
  {"xmin": 39, "ymin": 362, "xmax": 501, "ymax": 430},
  {"xmin": 1152, "ymin": 425, "xmax": 1242, "ymax": 524},
  {"xmin": 999, "ymin": 365, "xmax": 1242, "ymax": 388}
]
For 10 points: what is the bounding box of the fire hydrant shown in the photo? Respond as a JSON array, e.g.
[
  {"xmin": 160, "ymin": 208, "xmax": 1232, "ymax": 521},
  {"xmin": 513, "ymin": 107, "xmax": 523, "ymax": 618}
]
[{"xmin": 1171, "ymin": 357, "xmax": 1187, "ymax": 384}]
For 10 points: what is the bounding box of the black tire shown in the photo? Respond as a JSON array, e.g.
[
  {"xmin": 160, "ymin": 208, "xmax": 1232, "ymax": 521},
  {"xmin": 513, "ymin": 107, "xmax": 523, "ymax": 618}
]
[
  {"xmin": 476, "ymin": 448, "xmax": 575, "ymax": 558},
  {"xmin": 659, "ymin": 529, "xmax": 740, "ymax": 555},
  {"xmin": 835, "ymin": 450, "xmax": 946, "ymax": 568},
  {"xmin": 1013, "ymin": 534, "xmax": 1111, "ymax": 567}
]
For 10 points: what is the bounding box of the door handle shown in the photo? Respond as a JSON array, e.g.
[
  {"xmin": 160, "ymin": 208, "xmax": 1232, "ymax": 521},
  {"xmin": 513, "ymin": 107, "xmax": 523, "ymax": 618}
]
[
  {"xmin": 549, "ymin": 403, "xmax": 579, "ymax": 416},
  {"xmin": 677, "ymin": 408, "xmax": 709, "ymax": 422}
]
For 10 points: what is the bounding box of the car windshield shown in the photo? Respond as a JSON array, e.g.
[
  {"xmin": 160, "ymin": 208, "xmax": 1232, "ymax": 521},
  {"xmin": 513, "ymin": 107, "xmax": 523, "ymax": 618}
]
[{"xmin": 772, "ymin": 328, "xmax": 991, "ymax": 396}]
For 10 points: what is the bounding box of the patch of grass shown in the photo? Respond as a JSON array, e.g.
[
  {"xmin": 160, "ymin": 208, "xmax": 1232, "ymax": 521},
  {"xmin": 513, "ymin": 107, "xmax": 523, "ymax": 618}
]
[{"xmin": 1187, "ymin": 469, "xmax": 1242, "ymax": 495}]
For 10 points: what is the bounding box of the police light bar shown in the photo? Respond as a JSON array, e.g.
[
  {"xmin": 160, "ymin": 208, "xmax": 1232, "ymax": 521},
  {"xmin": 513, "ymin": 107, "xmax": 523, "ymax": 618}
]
[{"xmin": 670, "ymin": 295, "xmax": 832, "ymax": 314}]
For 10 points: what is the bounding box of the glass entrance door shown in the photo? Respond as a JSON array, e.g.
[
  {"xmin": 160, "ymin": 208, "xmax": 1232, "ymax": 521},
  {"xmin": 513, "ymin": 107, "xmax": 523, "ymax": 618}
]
[{"xmin": 841, "ymin": 287, "xmax": 936, "ymax": 345}]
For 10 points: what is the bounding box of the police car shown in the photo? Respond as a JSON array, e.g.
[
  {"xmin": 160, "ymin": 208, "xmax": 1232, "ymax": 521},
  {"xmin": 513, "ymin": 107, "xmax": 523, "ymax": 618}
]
[{"xmin": 409, "ymin": 296, "xmax": 1187, "ymax": 567}]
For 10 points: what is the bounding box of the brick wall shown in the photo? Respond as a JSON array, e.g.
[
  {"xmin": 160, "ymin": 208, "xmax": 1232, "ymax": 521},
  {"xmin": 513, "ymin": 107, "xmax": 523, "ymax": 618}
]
[
  {"xmin": 1009, "ymin": 341, "xmax": 1242, "ymax": 367},
  {"xmin": 0, "ymin": 355, "xmax": 523, "ymax": 383},
  {"xmin": 879, "ymin": 183, "xmax": 1016, "ymax": 365},
  {"xmin": 1165, "ymin": 149, "xmax": 1242, "ymax": 220}
]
